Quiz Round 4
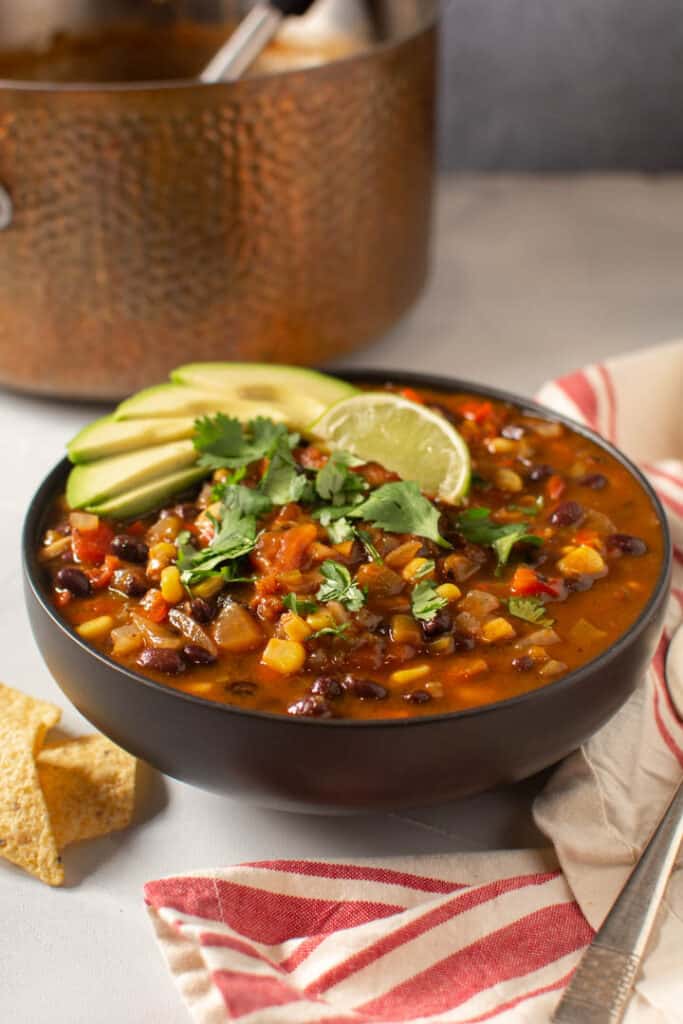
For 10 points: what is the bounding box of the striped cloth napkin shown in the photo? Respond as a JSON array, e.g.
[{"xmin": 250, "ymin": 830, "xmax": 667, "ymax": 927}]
[{"xmin": 145, "ymin": 342, "xmax": 683, "ymax": 1024}]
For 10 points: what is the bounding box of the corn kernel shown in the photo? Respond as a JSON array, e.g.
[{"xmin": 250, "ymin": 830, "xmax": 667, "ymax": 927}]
[
  {"xmin": 149, "ymin": 541, "xmax": 177, "ymax": 561},
  {"xmin": 306, "ymin": 610, "xmax": 336, "ymax": 632},
  {"xmin": 160, "ymin": 566, "xmax": 184, "ymax": 604},
  {"xmin": 482, "ymin": 617, "xmax": 516, "ymax": 644},
  {"xmin": 487, "ymin": 437, "xmax": 517, "ymax": 454},
  {"xmin": 390, "ymin": 614, "xmax": 422, "ymax": 645},
  {"xmin": 435, "ymin": 582, "xmax": 461, "ymax": 602},
  {"xmin": 557, "ymin": 545, "xmax": 607, "ymax": 577},
  {"xmin": 192, "ymin": 575, "xmax": 225, "ymax": 599},
  {"xmin": 390, "ymin": 664, "xmax": 430, "ymax": 685},
  {"xmin": 429, "ymin": 635, "xmax": 455, "ymax": 655},
  {"xmin": 494, "ymin": 468, "xmax": 523, "ymax": 493},
  {"xmin": 261, "ymin": 638, "xmax": 306, "ymax": 675},
  {"xmin": 424, "ymin": 680, "xmax": 444, "ymax": 698},
  {"xmin": 385, "ymin": 540, "xmax": 422, "ymax": 569},
  {"xmin": 76, "ymin": 615, "xmax": 115, "ymax": 641},
  {"xmin": 280, "ymin": 612, "xmax": 313, "ymax": 642},
  {"xmin": 402, "ymin": 557, "xmax": 432, "ymax": 582}
]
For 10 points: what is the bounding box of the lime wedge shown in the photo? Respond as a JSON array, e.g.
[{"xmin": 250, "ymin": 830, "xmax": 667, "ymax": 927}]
[{"xmin": 311, "ymin": 392, "xmax": 471, "ymax": 502}]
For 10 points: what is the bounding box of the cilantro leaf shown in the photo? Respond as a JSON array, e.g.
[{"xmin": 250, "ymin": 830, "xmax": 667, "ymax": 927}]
[
  {"xmin": 325, "ymin": 517, "xmax": 356, "ymax": 544},
  {"xmin": 506, "ymin": 596, "xmax": 554, "ymax": 626},
  {"xmin": 410, "ymin": 580, "xmax": 448, "ymax": 622},
  {"xmin": 315, "ymin": 451, "xmax": 367, "ymax": 505},
  {"xmin": 355, "ymin": 528, "xmax": 383, "ymax": 563},
  {"xmin": 456, "ymin": 507, "xmax": 542, "ymax": 570},
  {"xmin": 282, "ymin": 593, "xmax": 318, "ymax": 616},
  {"xmin": 350, "ymin": 482, "xmax": 449, "ymax": 548},
  {"xmin": 193, "ymin": 414, "xmax": 295, "ymax": 471},
  {"xmin": 309, "ymin": 622, "xmax": 350, "ymax": 639},
  {"xmin": 316, "ymin": 560, "xmax": 366, "ymax": 611},
  {"xmin": 260, "ymin": 452, "xmax": 312, "ymax": 505},
  {"xmin": 176, "ymin": 486, "xmax": 267, "ymax": 585}
]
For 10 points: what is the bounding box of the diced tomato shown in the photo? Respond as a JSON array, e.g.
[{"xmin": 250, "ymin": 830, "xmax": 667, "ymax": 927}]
[
  {"xmin": 399, "ymin": 387, "xmax": 424, "ymax": 404},
  {"xmin": 271, "ymin": 503, "xmax": 304, "ymax": 528},
  {"xmin": 87, "ymin": 554, "xmax": 121, "ymax": 590},
  {"xmin": 296, "ymin": 446, "xmax": 328, "ymax": 470},
  {"xmin": 141, "ymin": 590, "xmax": 169, "ymax": 623},
  {"xmin": 126, "ymin": 520, "xmax": 148, "ymax": 536},
  {"xmin": 353, "ymin": 462, "xmax": 400, "ymax": 488},
  {"xmin": 71, "ymin": 522, "xmax": 115, "ymax": 565},
  {"xmin": 510, "ymin": 566, "xmax": 562, "ymax": 598},
  {"xmin": 460, "ymin": 400, "xmax": 494, "ymax": 425},
  {"xmin": 546, "ymin": 475, "xmax": 566, "ymax": 502},
  {"xmin": 252, "ymin": 522, "xmax": 318, "ymax": 574}
]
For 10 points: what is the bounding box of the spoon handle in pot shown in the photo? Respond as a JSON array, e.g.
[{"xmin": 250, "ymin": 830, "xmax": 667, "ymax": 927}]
[
  {"xmin": 199, "ymin": 2, "xmax": 283, "ymax": 83},
  {"xmin": 552, "ymin": 777, "xmax": 683, "ymax": 1022}
]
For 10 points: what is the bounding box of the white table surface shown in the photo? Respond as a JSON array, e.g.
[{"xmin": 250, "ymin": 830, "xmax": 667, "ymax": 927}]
[{"xmin": 3, "ymin": 174, "xmax": 683, "ymax": 1023}]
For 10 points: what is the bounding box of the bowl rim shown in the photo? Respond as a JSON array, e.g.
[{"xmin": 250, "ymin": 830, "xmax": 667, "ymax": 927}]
[
  {"xmin": 0, "ymin": 5, "xmax": 438, "ymax": 94},
  {"xmin": 22, "ymin": 368, "xmax": 673, "ymax": 730}
]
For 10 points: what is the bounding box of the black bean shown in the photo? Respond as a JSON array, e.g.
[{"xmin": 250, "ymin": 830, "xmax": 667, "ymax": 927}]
[
  {"xmin": 549, "ymin": 501, "xmax": 584, "ymax": 527},
  {"xmin": 452, "ymin": 631, "xmax": 475, "ymax": 652},
  {"xmin": 190, "ymin": 597, "xmax": 217, "ymax": 624},
  {"xmin": 111, "ymin": 567, "xmax": 149, "ymax": 597},
  {"xmin": 110, "ymin": 534, "xmax": 148, "ymax": 564},
  {"xmin": 528, "ymin": 464, "xmax": 554, "ymax": 482},
  {"xmin": 137, "ymin": 648, "xmax": 185, "ymax": 675},
  {"xmin": 501, "ymin": 423, "xmax": 525, "ymax": 440},
  {"xmin": 55, "ymin": 566, "xmax": 91, "ymax": 598},
  {"xmin": 607, "ymin": 533, "xmax": 648, "ymax": 556},
  {"xmin": 512, "ymin": 655, "xmax": 535, "ymax": 672},
  {"xmin": 421, "ymin": 610, "xmax": 452, "ymax": 639},
  {"xmin": 565, "ymin": 575, "xmax": 595, "ymax": 593},
  {"xmin": 310, "ymin": 676, "xmax": 344, "ymax": 699},
  {"xmin": 182, "ymin": 644, "xmax": 217, "ymax": 666},
  {"xmin": 343, "ymin": 676, "xmax": 388, "ymax": 700},
  {"xmin": 226, "ymin": 681, "xmax": 257, "ymax": 696},
  {"xmin": 174, "ymin": 503, "xmax": 199, "ymax": 520},
  {"xmin": 579, "ymin": 473, "xmax": 608, "ymax": 490},
  {"xmin": 287, "ymin": 696, "xmax": 334, "ymax": 718},
  {"xmin": 403, "ymin": 690, "xmax": 432, "ymax": 705}
]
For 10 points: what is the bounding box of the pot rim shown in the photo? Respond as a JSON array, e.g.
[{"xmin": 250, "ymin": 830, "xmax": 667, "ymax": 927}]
[
  {"xmin": 22, "ymin": 367, "xmax": 672, "ymax": 730},
  {"xmin": 0, "ymin": 5, "xmax": 438, "ymax": 95}
]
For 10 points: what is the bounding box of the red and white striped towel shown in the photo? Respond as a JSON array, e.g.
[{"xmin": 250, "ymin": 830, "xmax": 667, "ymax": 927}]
[{"xmin": 145, "ymin": 343, "xmax": 683, "ymax": 1024}]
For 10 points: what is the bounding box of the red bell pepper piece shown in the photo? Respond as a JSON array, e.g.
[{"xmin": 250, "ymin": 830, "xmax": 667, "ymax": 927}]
[
  {"xmin": 71, "ymin": 522, "xmax": 115, "ymax": 565},
  {"xmin": 510, "ymin": 566, "xmax": 563, "ymax": 598}
]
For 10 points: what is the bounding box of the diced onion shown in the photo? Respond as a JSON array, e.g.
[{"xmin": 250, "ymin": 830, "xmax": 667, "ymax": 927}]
[{"xmin": 69, "ymin": 511, "xmax": 99, "ymax": 532}]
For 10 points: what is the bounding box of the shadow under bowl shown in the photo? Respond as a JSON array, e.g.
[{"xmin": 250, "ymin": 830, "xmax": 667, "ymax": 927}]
[{"xmin": 22, "ymin": 371, "xmax": 672, "ymax": 813}]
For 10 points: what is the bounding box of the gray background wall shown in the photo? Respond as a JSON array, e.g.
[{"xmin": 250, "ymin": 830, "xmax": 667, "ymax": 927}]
[{"xmin": 438, "ymin": 0, "xmax": 683, "ymax": 169}]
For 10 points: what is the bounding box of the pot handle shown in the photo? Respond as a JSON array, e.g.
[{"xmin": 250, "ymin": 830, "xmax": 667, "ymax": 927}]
[{"xmin": 0, "ymin": 184, "xmax": 12, "ymax": 230}]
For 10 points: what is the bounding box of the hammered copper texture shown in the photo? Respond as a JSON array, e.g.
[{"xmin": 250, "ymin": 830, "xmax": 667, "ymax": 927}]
[{"xmin": 0, "ymin": 29, "xmax": 435, "ymax": 399}]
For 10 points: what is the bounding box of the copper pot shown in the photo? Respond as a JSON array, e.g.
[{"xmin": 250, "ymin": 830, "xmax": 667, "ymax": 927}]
[{"xmin": 0, "ymin": 1, "xmax": 437, "ymax": 400}]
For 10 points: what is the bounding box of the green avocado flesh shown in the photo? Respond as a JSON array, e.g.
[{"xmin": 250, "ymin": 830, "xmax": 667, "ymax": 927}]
[
  {"xmin": 87, "ymin": 466, "xmax": 210, "ymax": 519},
  {"xmin": 67, "ymin": 416, "xmax": 196, "ymax": 463},
  {"xmin": 113, "ymin": 384, "xmax": 290, "ymax": 426},
  {"xmin": 171, "ymin": 362, "xmax": 358, "ymax": 427},
  {"xmin": 66, "ymin": 440, "xmax": 198, "ymax": 510}
]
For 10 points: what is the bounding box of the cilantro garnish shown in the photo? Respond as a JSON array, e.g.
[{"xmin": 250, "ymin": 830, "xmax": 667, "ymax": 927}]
[
  {"xmin": 410, "ymin": 580, "xmax": 448, "ymax": 622},
  {"xmin": 506, "ymin": 596, "xmax": 554, "ymax": 626},
  {"xmin": 260, "ymin": 451, "xmax": 313, "ymax": 505},
  {"xmin": 282, "ymin": 593, "xmax": 318, "ymax": 616},
  {"xmin": 349, "ymin": 482, "xmax": 450, "ymax": 548},
  {"xmin": 316, "ymin": 561, "xmax": 366, "ymax": 611},
  {"xmin": 413, "ymin": 559, "xmax": 436, "ymax": 578},
  {"xmin": 193, "ymin": 414, "xmax": 298, "ymax": 471},
  {"xmin": 456, "ymin": 507, "xmax": 541, "ymax": 570},
  {"xmin": 176, "ymin": 485, "xmax": 267, "ymax": 586},
  {"xmin": 325, "ymin": 517, "xmax": 356, "ymax": 544},
  {"xmin": 315, "ymin": 450, "xmax": 367, "ymax": 505},
  {"xmin": 309, "ymin": 622, "xmax": 350, "ymax": 639},
  {"xmin": 355, "ymin": 528, "xmax": 383, "ymax": 563}
]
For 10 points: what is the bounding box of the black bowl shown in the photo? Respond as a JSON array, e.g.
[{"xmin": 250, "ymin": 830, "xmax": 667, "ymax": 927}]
[{"xmin": 22, "ymin": 371, "xmax": 672, "ymax": 813}]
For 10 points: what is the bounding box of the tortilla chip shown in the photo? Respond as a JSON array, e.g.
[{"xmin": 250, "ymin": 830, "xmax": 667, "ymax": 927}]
[
  {"xmin": 38, "ymin": 736, "xmax": 136, "ymax": 849},
  {"xmin": 0, "ymin": 683, "xmax": 63, "ymax": 886}
]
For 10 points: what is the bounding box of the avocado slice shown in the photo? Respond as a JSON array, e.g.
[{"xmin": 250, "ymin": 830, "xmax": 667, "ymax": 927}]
[
  {"xmin": 113, "ymin": 384, "xmax": 288, "ymax": 427},
  {"xmin": 67, "ymin": 415, "xmax": 196, "ymax": 464},
  {"xmin": 171, "ymin": 363, "xmax": 358, "ymax": 429},
  {"xmin": 87, "ymin": 465, "xmax": 209, "ymax": 519},
  {"xmin": 66, "ymin": 440, "xmax": 198, "ymax": 510}
]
